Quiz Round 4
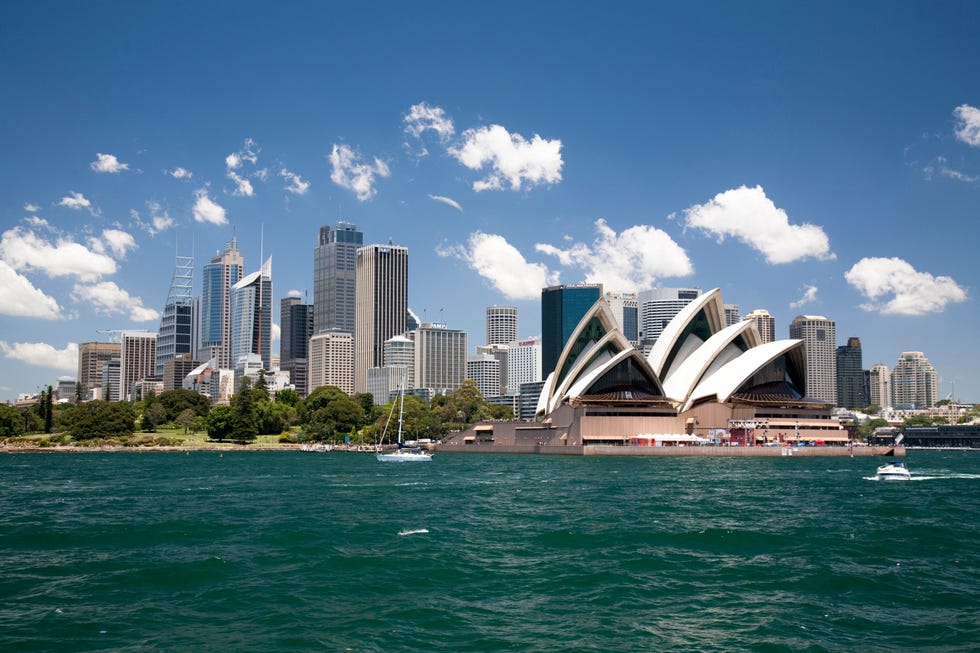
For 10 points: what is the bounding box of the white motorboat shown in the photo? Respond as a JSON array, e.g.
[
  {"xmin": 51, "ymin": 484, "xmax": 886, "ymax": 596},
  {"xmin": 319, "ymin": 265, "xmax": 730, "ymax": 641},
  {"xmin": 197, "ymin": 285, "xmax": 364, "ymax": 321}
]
[{"xmin": 876, "ymin": 460, "xmax": 911, "ymax": 481}]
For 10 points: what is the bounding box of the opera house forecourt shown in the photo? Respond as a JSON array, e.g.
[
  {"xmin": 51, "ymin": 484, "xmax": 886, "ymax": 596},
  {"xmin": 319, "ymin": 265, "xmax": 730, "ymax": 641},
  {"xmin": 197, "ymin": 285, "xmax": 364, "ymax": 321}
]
[{"xmin": 440, "ymin": 289, "xmax": 901, "ymax": 457}]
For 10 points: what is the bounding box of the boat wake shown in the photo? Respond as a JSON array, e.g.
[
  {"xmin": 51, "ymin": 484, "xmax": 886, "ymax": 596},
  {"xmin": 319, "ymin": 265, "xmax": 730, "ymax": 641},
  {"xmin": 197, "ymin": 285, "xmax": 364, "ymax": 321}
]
[
  {"xmin": 398, "ymin": 528, "xmax": 429, "ymax": 536},
  {"xmin": 865, "ymin": 473, "xmax": 980, "ymax": 482}
]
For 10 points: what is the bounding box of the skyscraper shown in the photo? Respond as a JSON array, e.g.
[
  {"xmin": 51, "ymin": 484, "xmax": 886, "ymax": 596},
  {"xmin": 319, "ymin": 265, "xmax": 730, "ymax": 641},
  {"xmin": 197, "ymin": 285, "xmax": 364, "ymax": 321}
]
[
  {"xmin": 414, "ymin": 323, "xmax": 467, "ymax": 394},
  {"xmin": 354, "ymin": 244, "xmax": 408, "ymax": 393},
  {"xmin": 467, "ymin": 353, "xmax": 501, "ymax": 399},
  {"xmin": 230, "ymin": 257, "xmax": 273, "ymax": 373},
  {"xmin": 744, "ymin": 309, "xmax": 776, "ymax": 344},
  {"xmin": 382, "ymin": 334, "xmax": 415, "ymax": 388},
  {"xmin": 541, "ymin": 284, "xmax": 602, "ymax": 377},
  {"xmin": 308, "ymin": 330, "xmax": 355, "ymax": 395},
  {"xmin": 836, "ymin": 337, "xmax": 868, "ymax": 409},
  {"xmin": 869, "ymin": 363, "xmax": 891, "ymax": 410},
  {"xmin": 724, "ymin": 303, "xmax": 740, "ymax": 326},
  {"xmin": 475, "ymin": 344, "xmax": 508, "ymax": 396},
  {"xmin": 313, "ymin": 222, "xmax": 363, "ymax": 335},
  {"xmin": 280, "ymin": 295, "xmax": 314, "ymax": 396},
  {"xmin": 605, "ymin": 292, "xmax": 639, "ymax": 344},
  {"xmin": 77, "ymin": 341, "xmax": 120, "ymax": 400},
  {"xmin": 637, "ymin": 287, "xmax": 701, "ymax": 349},
  {"xmin": 200, "ymin": 236, "xmax": 244, "ymax": 369},
  {"xmin": 120, "ymin": 331, "xmax": 157, "ymax": 401},
  {"xmin": 155, "ymin": 251, "xmax": 194, "ymax": 377},
  {"xmin": 890, "ymin": 351, "xmax": 939, "ymax": 410},
  {"xmin": 486, "ymin": 306, "xmax": 518, "ymax": 346},
  {"xmin": 506, "ymin": 337, "xmax": 542, "ymax": 396},
  {"xmin": 789, "ymin": 315, "xmax": 837, "ymax": 404}
]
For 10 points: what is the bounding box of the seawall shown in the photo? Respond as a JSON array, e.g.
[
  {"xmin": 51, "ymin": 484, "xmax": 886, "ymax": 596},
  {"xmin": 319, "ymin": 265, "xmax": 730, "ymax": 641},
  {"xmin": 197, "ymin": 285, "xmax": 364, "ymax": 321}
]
[{"xmin": 434, "ymin": 443, "xmax": 905, "ymax": 457}]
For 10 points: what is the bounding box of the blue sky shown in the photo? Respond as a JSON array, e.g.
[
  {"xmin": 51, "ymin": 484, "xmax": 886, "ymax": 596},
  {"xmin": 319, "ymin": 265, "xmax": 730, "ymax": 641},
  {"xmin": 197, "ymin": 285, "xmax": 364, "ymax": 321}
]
[{"xmin": 1, "ymin": 1, "xmax": 978, "ymax": 403}]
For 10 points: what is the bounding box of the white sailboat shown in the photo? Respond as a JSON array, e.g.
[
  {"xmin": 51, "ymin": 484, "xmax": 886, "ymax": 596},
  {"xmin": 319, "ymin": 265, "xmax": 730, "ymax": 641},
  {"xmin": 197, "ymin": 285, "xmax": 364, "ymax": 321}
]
[{"xmin": 376, "ymin": 377, "xmax": 432, "ymax": 462}]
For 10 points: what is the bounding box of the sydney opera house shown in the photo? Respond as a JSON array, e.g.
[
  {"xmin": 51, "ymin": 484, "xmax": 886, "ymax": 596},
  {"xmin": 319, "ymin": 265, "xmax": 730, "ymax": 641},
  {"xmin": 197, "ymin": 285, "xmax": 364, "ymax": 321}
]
[{"xmin": 442, "ymin": 289, "xmax": 848, "ymax": 452}]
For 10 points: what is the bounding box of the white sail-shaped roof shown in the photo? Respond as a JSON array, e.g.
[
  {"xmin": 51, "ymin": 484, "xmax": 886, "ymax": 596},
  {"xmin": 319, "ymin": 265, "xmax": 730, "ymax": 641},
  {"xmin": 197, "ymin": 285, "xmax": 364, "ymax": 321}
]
[
  {"xmin": 564, "ymin": 347, "xmax": 662, "ymax": 401},
  {"xmin": 647, "ymin": 288, "xmax": 725, "ymax": 380},
  {"xmin": 684, "ymin": 339, "xmax": 805, "ymax": 411},
  {"xmin": 662, "ymin": 319, "xmax": 760, "ymax": 402}
]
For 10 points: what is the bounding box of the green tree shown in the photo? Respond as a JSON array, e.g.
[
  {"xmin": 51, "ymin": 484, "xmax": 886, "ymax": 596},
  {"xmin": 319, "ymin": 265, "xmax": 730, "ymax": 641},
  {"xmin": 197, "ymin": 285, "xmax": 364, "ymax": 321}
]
[
  {"xmin": 175, "ymin": 408, "xmax": 198, "ymax": 434},
  {"xmin": 205, "ymin": 405, "xmax": 236, "ymax": 441},
  {"xmin": 857, "ymin": 417, "xmax": 890, "ymax": 440},
  {"xmin": 75, "ymin": 381, "xmax": 83, "ymax": 403},
  {"xmin": 904, "ymin": 415, "xmax": 933, "ymax": 427},
  {"xmin": 157, "ymin": 389, "xmax": 211, "ymax": 421},
  {"xmin": 274, "ymin": 387, "xmax": 301, "ymax": 407},
  {"xmin": 0, "ymin": 404, "xmax": 26, "ymax": 438},
  {"xmin": 258, "ymin": 401, "xmax": 294, "ymax": 435},
  {"xmin": 302, "ymin": 386, "xmax": 364, "ymax": 442},
  {"xmin": 63, "ymin": 401, "xmax": 136, "ymax": 439},
  {"xmin": 254, "ymin": 371, "xmax": 269, "ymax": 399},
  {"xmin": 230, "ymin": 383, "xmax": 259, "ymax": 444}
]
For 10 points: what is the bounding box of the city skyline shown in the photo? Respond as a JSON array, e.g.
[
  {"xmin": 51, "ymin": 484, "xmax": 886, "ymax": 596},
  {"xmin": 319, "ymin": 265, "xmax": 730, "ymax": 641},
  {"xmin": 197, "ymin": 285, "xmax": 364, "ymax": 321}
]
[{"xmin": 0, "ymin": 3, "xmax": 978, "ymax": 403}]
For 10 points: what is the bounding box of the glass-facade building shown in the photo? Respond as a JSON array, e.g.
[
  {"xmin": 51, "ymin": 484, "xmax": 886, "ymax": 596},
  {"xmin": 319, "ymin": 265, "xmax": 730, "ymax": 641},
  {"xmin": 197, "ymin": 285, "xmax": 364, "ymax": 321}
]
[
  {"xmin": 541, "ymin": 284, "xmax": 602, "ymax": 377},
  {"xmin": 313, "ymin": 222, "xmax": 362, "ymax": 336},
  {"xmin": 836, "ymin": 337, "xmax": 868, "ymax": 409},
  {"xmin": 200, "ymin": 237, "xmax": 243, "ymax": 369}
]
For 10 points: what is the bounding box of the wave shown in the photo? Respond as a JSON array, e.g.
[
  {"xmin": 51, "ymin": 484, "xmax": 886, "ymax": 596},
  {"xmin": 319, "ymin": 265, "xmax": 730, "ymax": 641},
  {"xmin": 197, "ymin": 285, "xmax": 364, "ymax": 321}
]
[{"xmin": 398, "ymin": 528, "xmax": 429, "ymax": 536}]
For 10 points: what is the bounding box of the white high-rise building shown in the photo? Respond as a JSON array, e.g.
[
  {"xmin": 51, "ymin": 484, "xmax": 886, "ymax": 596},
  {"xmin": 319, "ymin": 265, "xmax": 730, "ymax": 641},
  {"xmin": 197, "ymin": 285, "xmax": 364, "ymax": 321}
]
[
  {"xmin": 789, "ymin": 315, "xmax": 837, "ymax": 404},
  {"xmin": 486, "ymin": 306, "xmax": 518, "ymax": 346},
  {"xmin": 366, "ymin": 365, "xmax": 410, "ymax": 406},
  {"xmin": 120, "ymin": 331, "xmax": 158, "ymax": 401},
  {"xmin": 724, "ymin": 304, "xmax": 740, "ymax": 327},
  {"xmin": 475, "ymin": 343, "xmax": 508, "ymax": 396},
  {"xmin": 467, "ymin": 353, "xmax": 501, "ymax": 399},
  {"xmin": 744, "ymin": 309, "xmax": 776, "ymax": 344},
  {"xmin": 506, "ymin": 337, "xmax": 542, "ymax": 396},
  {"xmin": 382, "ymin": 335, "xmax": 415, "ymax": 389},
  {"xmin": 605, "ymin": 292, "xmax": 639, "ymax": 344},
  {"xmin": 637, "ymin": 287, "xmax": 701, "ymax": 347},
  {"xmin": 890, "ymin": 351, "xmax": 939, "ymax": 410},
  {"xmin": 309, "ymin": 330, "xmax": 355, "ymax": 395},
  {"xmin": 869, "ymin": 363, "xmax": 891, "ymax": 410},
  {"xmin": 230, "ymin": 257, "xmax": 273, "ymax": 373},
  {"xmin": 414, "ymin": 323, "xmax": 467, "ymax": 395}
]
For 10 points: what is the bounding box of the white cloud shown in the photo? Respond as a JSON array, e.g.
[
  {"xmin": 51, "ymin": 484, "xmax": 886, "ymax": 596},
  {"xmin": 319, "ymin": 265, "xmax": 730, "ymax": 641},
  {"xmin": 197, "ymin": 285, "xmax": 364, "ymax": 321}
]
[
  {"xmin": 169, "ymin": 167, "xmax": 193, "ymax": 180},
  {"xmin": 450, "ymin": 124, "xmax": 563, "ymax": 192},
  {"xmin": 789, "ymin": 285, "xmax": 819, "ymax": 309},
  {"xmin": 71, "ymin": 281, "xmax": 160, "ymax": 321},
  {"xmin": 280, "ymin": 168, "xmax": 310, "ymax": 195},
  {"xmin": 24, "ymin": 216, "xmax": 50, "ymax": 229},
  {"xmin": 192, "ymin": 187, "xmax": 228, "ymax": 225},
  {"xmin": 535, "ymin": 218, "xmax": 694, "ymax": 292},
  {"xmin": 228, "ymin": 170, "xmax": 255, "ymax": 197},
  {"xmin": 428, "ymin": 194, "xmax": 463, "ymax": 211},
  {"xmin": 0, "ymin": 340, "xmax": 78, "ymax": 372},
  {"xmin": 437, "ymin": 232, "xmax": 559, "ymax": 300},
  {"xmin": 845, "ymin": 257, "xmax": 967, "ymax": 316},
  {"xmin": 226, "ymin": 138, "xmax": 259, "ymax": 169},
  {"xmin": 922, "ymin": 156, "xmax": 979, "ymax": 183},
  {"xmin": 272, "ymin": 322, "xmax": 280, "ymax": 344},
  {"xmin": 404, "ymin": 102, "xmax": 456, "ymax": 156},
  {"xmin": 0, "ymin": 261, "xmax": 62, "ymax": 319},
  {"xmin": 953, "ymin": 104, "xmax": 980, "ymax": 147},
  {"xmin": 329, "ymin": 144, "xmax": 391, "ymax": 201},
  {"xmin": 679, "ymin": 185, "xmax": 834, "ymax": 264},
  {"xmin": 130, "ymin": 203, "xmax": 174, "ymax": 236},
  {"xmin": 58, "ymin": 191, "xmax": 95, "ymax": 213},
  {"xmin": 101, "ymin": 229, "xmax": 137, "ymax": 258},
  {"xmin": 90, "ymin": 152, "xmax": 130, "ymax": 173},
  {"xmin": 287, "ymin": 289, "xmax": 302, "ymax": 298},
  {"xmin": 0, "ymin": 226, "xmax": 117, "ymax": 281},
  {"xmin": 24, "ymin": 202, "xmax": 40, "ymax": 213}
]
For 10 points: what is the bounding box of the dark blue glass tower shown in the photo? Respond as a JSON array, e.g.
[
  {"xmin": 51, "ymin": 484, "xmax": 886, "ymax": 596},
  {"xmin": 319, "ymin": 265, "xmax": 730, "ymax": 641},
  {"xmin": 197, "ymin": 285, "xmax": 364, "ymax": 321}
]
[{"xmin": 540, "ymin": 284, "xmax": 602, "ymax": 378}]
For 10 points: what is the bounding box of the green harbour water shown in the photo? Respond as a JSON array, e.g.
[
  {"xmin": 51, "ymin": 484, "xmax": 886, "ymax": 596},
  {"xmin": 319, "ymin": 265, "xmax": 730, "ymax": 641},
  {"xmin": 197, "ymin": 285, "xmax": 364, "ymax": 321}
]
[{"xmin": 1, "ymin": 450, "xmax": 978, "ymax": 652}]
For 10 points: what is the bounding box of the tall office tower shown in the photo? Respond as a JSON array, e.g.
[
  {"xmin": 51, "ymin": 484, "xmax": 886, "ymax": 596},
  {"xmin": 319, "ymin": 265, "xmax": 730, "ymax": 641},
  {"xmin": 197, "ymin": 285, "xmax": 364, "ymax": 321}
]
[
  {"xmin": 280, "ymin": 296, "xmax": 314, "ymax": 396},
  {"xmin": 467, "ymin": 353, "xmax": 501, "ymax": 398},
  {"xmin": 120, "ymin": 331, "xmax": 158, "ymax": 401},
  {"xmin": 605, "ymin": 292, "xmax": 639, "ymax": 344},
  {"xmin": 101, "ymin": 360, "xmax": 121, "ymax": 401},
  {"xmin": 541, "ymin": 284, "xmax": 603, "ymax": 377},
  {"xmin": 636, "ymin": 287, "xmax": 701, "ymax": 349},
  {"xmin": 836, "ymin": 337, "xmax": 868, "ymax": 409},
  {"xmin": 77, "ymin": 341, "xmax": 121, "ymax": 399},
  {"xmin": 308, "ymin": 330, "xmax": 355, "ymax": 395},
  {"xmin": 230, "ymin": 257, "xmax": 273, "ymax": 373},
  {"xmin": 486, "ymin": 306, "xmax": 518, "ymax": 346},
  {"xmin": 354, "ymin": 244, "xmax": 408, "ymax": 393},
  {"xmin": 190, "ymin": 296, "xmax": 201, "ymax": 360},
  {"xmin": 200, "ymin": 236, "xmax": 244, "ymax": 368},
  {"xmin": 890, "ymin": 351, "xmax": 939, "ymax": 410},
  {"xmin": 724, "ymin": 304, "xmax": 740, "ymax": 326},
  {"xmin": 789, "ymin": 315, "xmax": 837, "ymax": 404},
  {"xmin": 744, "ymin": 309, "xmax": 776, "ymax": 344},
  {"xmin": 155, "ymin": 252, "xmax": 194, "ymax": 377},
  {"xmin": 414, "ymin": 323, "xmax": 467, "ymax": 394},
  {"xmin": 163, "ymin": 353, "xmax": 200, "ymax": 392},
  {"xmin": 313, "ymin": 222, "xmax": 363, "ymax": 335},
  {"xmin": 475, "ymin": 344, "xmax": 509, "ymax": 396},
  {"xmin": 383, "ymin": 335, "xmax": 415, "ymax": 388},
  {"xmin": 869, "ymin": 364, "xmax": 891, "ymax": 410},
  {"xmin": 506, "ymin": 337, "xmax": 542, "ymax": 395}
]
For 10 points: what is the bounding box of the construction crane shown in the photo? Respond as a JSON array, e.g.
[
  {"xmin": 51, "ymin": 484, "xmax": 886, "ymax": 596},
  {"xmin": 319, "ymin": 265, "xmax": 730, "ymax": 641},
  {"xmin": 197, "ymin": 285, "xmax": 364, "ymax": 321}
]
[{"xmin": 97, "ymin": 329, "xmax": 149, "ymax": 343}]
